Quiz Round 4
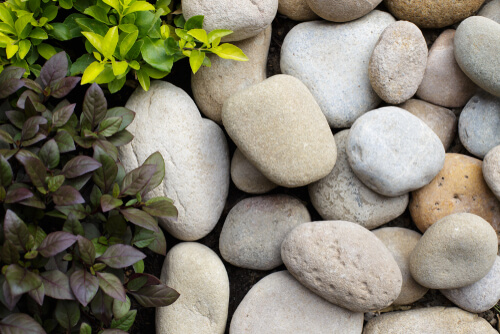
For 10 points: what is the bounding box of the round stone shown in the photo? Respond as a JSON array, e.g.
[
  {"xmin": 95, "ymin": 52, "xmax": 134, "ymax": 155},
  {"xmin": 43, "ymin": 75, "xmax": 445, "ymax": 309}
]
[
  {"xmin": 479, "ymin": 0, "xmax": 500, "ymax": 24},
  {"xmin": 346, "ymin": 107, "xmax": 445, "ymax": 197},
  {"xmin": 278, "ymin": 0, "xmax": 318, "ymax": 21},
  {"xmin": 231, "ymin": 148, "xmax": 277, "ymax": 194},
  {"xmin": 309, "ymin": 130, "xmax": 408, "ymax": 230},
  {"xmin": 229, "ymin": 271, "xmax": 364, "ymax": 333},
  {"xmin": 219, "ymin": 194, "xmax": 310, "ymax": 270},
  {"xmin": 459, "ymin": 91, "xmax": 500, "ymax": 158},
  {"xmin": 409, "ymin": 213, "xmax": 498, "ymax": 289},
  {"xmin": 369, "ymin": 21, "xmax": 427, "ymax": 104},
  {"xmin": 483, "ymin": 145, "xmax": 500, "ymax": 200},
  {"xmin": 281, "ymin": 221, "xmax": 403, "ymax": 312},
  {"xmin": 373, "ymin": 227, "xmax": 428, "ymax": 305},
  {"xmin": 305, "ymin": 0, "xmax": 382, "ymax": 22}
]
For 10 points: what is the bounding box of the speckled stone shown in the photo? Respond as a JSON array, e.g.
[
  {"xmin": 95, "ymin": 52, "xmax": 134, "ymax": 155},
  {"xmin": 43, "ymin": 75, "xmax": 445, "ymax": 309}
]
[
  {"xmin": 309, "ymin": 130, "xmax": 408, "ymax": 230},
  {"xmin": 410, "ymin": 153, "xmax": 500, "ymax": 240},
  {"xmin": 384, "ymin": 0, "xmax": 485, "ymax": 28},
  {"xmin": 479, "ymin": 0, "xmax": 500, "ymax": 24},
  {"xmin": 306, "ymin": 0, "xmax": 382, "ymax": 22},
  {"xmin": 409, "ymin": 213, "xmax": 498, "ymax": 289},
  {"xmin": 368, "ymin": 21, "xmax": 427, "ymax": 104},
  {"xmin": 219, "ymin": 195, "xmax": 310, "ymax": 270},
  {"xmin": 231, "ymin": 148, "xmax": 277, "ymax": 194},
  {"xmin": 281, "ymin": 221, "xmax": 402, "ymax": 312},
  {"xmin": 416, "ymin": 29, "xmax": 478, "ymax": 108},
  {"xmin": 483, "ymin": 145, "xmax": 500, "ymax": 200},
  {"xmin": 278, "ymin": 0, "xmax": 318, "ymax": 21}
]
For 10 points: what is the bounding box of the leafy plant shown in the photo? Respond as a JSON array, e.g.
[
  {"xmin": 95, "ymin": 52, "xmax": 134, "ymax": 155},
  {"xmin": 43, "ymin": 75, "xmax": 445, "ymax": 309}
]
[{"xmin": 0, "ymin": 52, "xmax": 179, "ymax": 333}]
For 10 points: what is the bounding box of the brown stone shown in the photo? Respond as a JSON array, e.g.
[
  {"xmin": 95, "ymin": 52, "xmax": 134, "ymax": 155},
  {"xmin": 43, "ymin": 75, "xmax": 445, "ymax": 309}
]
[
  {"xmin": 409, "ymin": 153, "xmax": 500, "ymax": 242},
  {"xmin": 278, "ymin": 0, "xmax": 318, "ymax": 21}
]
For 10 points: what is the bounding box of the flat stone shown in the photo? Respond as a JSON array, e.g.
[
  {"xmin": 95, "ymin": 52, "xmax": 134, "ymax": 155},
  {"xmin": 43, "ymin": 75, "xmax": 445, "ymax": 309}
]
[
  {"xmin": 222, "ymin": 74, "xmax": 337, "ymax": 187},
  {"xmin": 119, "ymin": 81, "xmax": 229, "ymax": 241},
  {"xmin": 369, "ymin": 21, "xmax": 427, "ymax": 104},
  {"xmin": 278, "ymin": 0, "xmax": 318, "ymax": 21},
  {"xmin": 455, "ymin": 16, "xmax": 500, "ymax": 97},
  {"xmin": 483, "ymin": 145, "xmax": 500, "ymax": 200},
  {"xmin": 229, "ymin": 271, "xmax": 364, "ymax": 333},
  {"xmin": 219, "ymin": 195, "xmax": 310, "ymax": 270},
  {"xmin": 309, "ymin": 130, "xmax": 408, "ymax": 230},
  {"xmin": 416, "ymin": 29, "xmax": 478, "ymax": 108},
  {"xmin": 459, "ymin": 91, "xmax": 500, "ymax": 158},
  {"xmin": 384, "ymin": 0, "xmax": 485, "ymax": 28},
  {"xmin": 409, "ymin": 213, "xmax": 498, "ymax": 289},
  {"xmin": 363, "ymin": 307, "xmax": 498, "ymax": 333},
  {"xmin": 305, "ymin": 0, "xmax": 382, "ymax": 22},
  {"xmin": 441, "ymin": 256, "xmax": 500, "ymax": 313},
  {"xmin": 479, "ymin": 0, "xmax": 500, "ymax": 24},
  {"xmin": 281, "ymin": 221, "xmax": 402, "ymax": 312},
  {"xmin": 346, "ymin": 107, "xmax": 445, "ymax": 197},
  {"xmin": 373, "ymin": 227, "xmax": 428, "ymax": 305},
  {"xmin": 281, "ymin": 10, "xmax": 395, "ymax": 128},
  {"xmin": 156, "ymin": 242, "xmax": 229, "ymax": 334},
  {"xmin": 231, "ymin": 148, "xmax": 277, "ymax": 194},
  {"xmin": 398, "ymin": 99, "xmax": 457, "ymax": 150},
  {"xmin": 192, "ymin": 26, "xmax": 271, "ymax": 123},
  {"xmin": 410, "ymin": 153, "xmax": 500, "ymax": 240}
]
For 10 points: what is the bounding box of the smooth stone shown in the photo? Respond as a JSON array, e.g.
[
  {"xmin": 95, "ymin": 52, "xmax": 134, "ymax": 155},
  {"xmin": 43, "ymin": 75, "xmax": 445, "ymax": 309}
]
[
  {"xmin": 306, "ymin": 0, "xmax": 382, "ymax": 22},
  {"xmin": 346, "ymin": 107, "xmax": 445, "ymax": 197},
  {"xmin": 459, "ymin": 91, "xmax": 500, "ymax": 158},
  {"xmin": 192, "ymin": 27, "xmax": 271, "ymax": 123},
  {"xmin": 230, "ymin": 271, "xmax": 364, "ymax": 333},
  {"xmin": 309, "ymin": 130, "xmax": 408, "ymax": 230},
  {"xmin": 409, "ymin": 213, "xmax": 498, "ymax": 289},
  {"xmin": 119, "ymin": 81, "xmax": 229, "ymax": 241},
  {"xmin": 278, "ymin": 0, "xmax": 318, "ymax": 21},
  {"xmin": 219, "ymin": 195, "xmax": 311, "ymax": 270},
  {"xmin": 281, "ymin": 10, "xmax": 396, "ymax": 128},
  {"xmin": 222, "ymin": 74, "xmax": 337, "ymax": 188},
  {"xmin": 416, "ymin": 29, "xmax": 478, "ymax": 108},
  {"xmin": 368, "ymin": 21, "xmax": 427, "ymax": 104},
  {"xmin": 384, "ymin": 0, "xmax": 485, "ymax": 28},
  {"xmin": 399, "ymin": 99, "xmax": 457, "ymax": 150},
  {"xmin": 156, "ymin": 242, "xmax": 229, "ymax": 334},
  {"xmin": 410, "ymin": 153, "xmax": 500, "ymax": 239},
  {"xmin": 182, "ymin": 0, "xmax": 278, "ymax": 42},
  {"xmin": 441, "ymin": 256, "xmax": 500, "ymax": 313},
  {"xmin": 483, "ymin": 145, "xmax": 500, "ymax": 200},
  {"xmin": 373, "ymin": 227, "xmax": 428, "ymax": 305},
  {"xmin": 231, "ymin": 148, "xmax": 277, "ymax": 194},
  {"xmin": 479, "ymin": 0, "xmax": 500, "ymax": 24},
  {"xmin": 363, "ymin": 307, "xmax": 498, "ymax": 333},
  {"xmin": 455, "ymin": 16, "xmax": 500, "ymax": 97},
  {"xmin": 281, "ymin": 221, "xmax": 402, "ymax": 312}
]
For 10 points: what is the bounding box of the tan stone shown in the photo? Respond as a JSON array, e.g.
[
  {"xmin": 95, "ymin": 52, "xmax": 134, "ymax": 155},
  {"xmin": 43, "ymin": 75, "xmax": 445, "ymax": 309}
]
[
  {"xmin": 230, "ymin": 148, "xmax": 277, "ymax": 194},
  {"xmin": 306, "ymin": 0, "xmax": 382, "ymax": 22},
  {"xmin": 409, "ymin": 153, "xmax": 500, "ymax": 242},
  {"xmin": 278, "ymin": 0, "xmax": 318, "ymax": 21}
]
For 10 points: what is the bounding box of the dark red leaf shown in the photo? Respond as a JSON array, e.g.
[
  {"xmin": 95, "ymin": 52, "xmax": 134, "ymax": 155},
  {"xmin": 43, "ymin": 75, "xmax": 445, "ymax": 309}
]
[
  {"xmin": 39, "ymin": 139, "xmax": 60, "ymax": 169},
  {"xmin": 147, "ymin": 228, "xmax": 167, "ymax": 256},
  {"xmin": 93, "ymin": 139, "xmax": 118, "ymax": 160},
  {"xmin": 2, "ymin": 280, "xmax": 21, "ymax": 310},
  {"xmin": 55, "ymin": 300, "xmax": 80, "ymax": 330},
  {"xmin": 69, "ymin": 269, "xmax": 98, "ymax": 307},
  {"xmin": 100, "ymin": 194, "xmax": 123, "ymax": 212},
  {"xmin": 40, "ymin": 270, "xmax": 74, "ymax": 300},
  {"xmin": 0, "ymin": 313, "xmax": 46, "ymax": 334},
  {"xmin": 0, "ymin": 154, "xmax": 13, "ymax": 187},
  {"xmin": 90, "ymin": 289, "xmax": 113, "ymax": 326},
  {"xmin": 2, "ymin": 241, "xmax": 20, "ymax": 264},
  {"xmin": 98, "ymin": 244, "xmax": 146, "ymax": 269},
  {"xmin": 77, "ymin": 235, "xmax": 95, "ymax": 265},
  {"xmin": 5, "ymin": 110, "xmax": 26, "ymax": 129},
  {"xmin": 105, "ymin": 107, "xmax": 135, "ymax": 132},
  {"xmin": 54, "ymin": 130, "xmax": 76, "ymax": 153},
  {"xmin": 93, "ymin": 146, "xmax": 118, "ymax": 193},
  {"xmin": 143, "ymin": 198, "xmax": 177, "ymax": 218},
  {"xmin": 16, "ymin": 155, "xmax": 47, "ymax": 191},
  {"xmin": 4, "ymin": 264, "xmax": 42, "ymax": 297},
  {"xmin": 16, "ymin": 90, "xmax": 40, "ymax": 110},
  {"xmin": 62, "ymin": 156, "xmax": 101, "ymax": 178},
  {"xmin": 52, "ymin": 103, "xmax": 76, "ymax": 128},
  {"xmin": 0, "ymin": 67, "xmax": 26, "ymax": 83},
  {"xmin": 21, "ymin": 116, "xmax": 47, "ymax": 141},
  {"xmin": 21, "ymin": 133, "xmax": 47, "ymax": 147},
  {"xmin": 96, "ymin": 272, "xmax": 126, "ymax": 302},
  {"xmin": 28, "ymin": 283, "xmax": 44, "ymax": 306},
  {"xmin": 142, "ymin": 152, "xmax": 165, "ymax": 194},
  {"xmin": 129, "ymin": 284, "xmax": 179, "ymax": 307},
  {"xmin": 40, "ymin": 51, "xmax": 68, "ymax": 88},
  {"xmin": 120, "ymin": 164, "xmax": 156, "ymax": 196},
  {"xmin": 3, "ymin": 210, "xmax": 29, "ymax": 252},
  {"xmin": 5, "ymin": 187, "xmax": 33, "ymax": 203},
  {"xmin": 0, "ymin": 78, "xmax": 24, "ymax": 99},
  {"xmin": 52, "ymin": 185, "xmax": 85, "ymax": 206},
  {"xmin": 106, "ymin": 129, "xmax": 134, "ymax": 147},
  {"xmin": 126, "ymin": 273, "xmax": 162, "ymax": 290},
  {"xmin": 38, "ymin": 231, "xmax": 77, "ymax": 257},
  {"xmin": 120, "ymin": 208, "xmax": 159, "ymax": 232},
  {"xmin": 21, "ymin": 78, "xmax": 43, "ymax": 94},
  {"xmin": 83, "ymin": 83, "xmax": 107, "ymax": 129},
  {"xmin": 49, "ymin": 77, "xmax": 81, "ymax": 98}
]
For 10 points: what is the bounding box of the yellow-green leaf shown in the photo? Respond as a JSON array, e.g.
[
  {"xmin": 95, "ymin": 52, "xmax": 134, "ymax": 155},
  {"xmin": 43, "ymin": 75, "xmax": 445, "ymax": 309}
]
[
  {"xmin": 136, "ymin": 69, "xmax": 150, "ymax": 91},
  {"xmin": 37, "ymin": 43, "xmax": 56, "ymax": 59},
  {"xmin": 102, "ymin": 26, "xmax": 118, "ymax": 59},
  {"xmin": 119, "ymin": 30, "xmax": 138, "ymax": 58},
  {"xmin": 211, "ymin": 43, "xmax": 248, "ymax": 61},
  {"xmin": 0, "ymin": 5, "xmax": 15, "ymax": 28},
  {"xmin": 14, "ymin": 13, "xmax": 33, "ymax": 37},
  {"xmin": 128, "ymin": 60, "xmax": 140, "ymax": 70},
  {"xmin": 18, "ymin": 39, "xmax": 30, "ymax": 59},
  {"xmin": 207, "ymin": 29, "xmax": 233, "ymax": 44},
  {"xmin": 187, "ymin": 29, "xmax": 208, "ymax": 45},
  {"xmin": 102, "ymin": 0, "xmax": 120, "ymax": 11},
  {"xmin": 189, "ymin": 50, "xmax": 204, "ymax": 74},
  {"xmin": 6, "ymin": 43, "xmax": 18, "ymax": 59},
  {"xmin": 112, "ymin": 60, "xmax": 128, "ymax": 76},
  {"xmin": 81, "ymin": 31, "xmax": 104, "ymax": 55},
  {"xmin": 81, "ymin": 61, "xmax": 105, "ymax": 85},
  {"xmin": 124, "ymin": 1, "xmax": 155, "ymax": 16}
]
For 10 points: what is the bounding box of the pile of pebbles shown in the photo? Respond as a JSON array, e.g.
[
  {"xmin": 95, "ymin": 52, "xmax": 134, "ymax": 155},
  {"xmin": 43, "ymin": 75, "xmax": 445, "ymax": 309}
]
[{"xmin": 119, "ymin": 0, "xmax": 500, "ymax": 332}]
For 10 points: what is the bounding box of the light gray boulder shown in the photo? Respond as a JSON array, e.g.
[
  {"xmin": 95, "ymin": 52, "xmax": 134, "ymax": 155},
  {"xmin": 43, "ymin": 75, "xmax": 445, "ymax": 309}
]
[
  {"xmin": 479, "ymin": 0, "xmax": 500, "ymax": 24},
  {"xmin": 306, "ymin": 0, "xmax": 382, "ymax": 22},
  {"xmin": 483, "ymin": 145, "xmax": 500, "ymax": 200}
]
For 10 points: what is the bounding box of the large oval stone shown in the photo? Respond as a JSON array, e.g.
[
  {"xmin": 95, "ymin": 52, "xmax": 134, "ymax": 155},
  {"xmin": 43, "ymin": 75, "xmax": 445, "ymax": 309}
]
[
  {"xmin": 483, "ymin": 145, "xmax": 500, "ymax": 200},
  {"xmin": 306, "ymin": 0, "xmax": 382, "ymax": 22},
  {"xmin": 278, "ymin": 0, "xmax": 318, "ymax": 21}
]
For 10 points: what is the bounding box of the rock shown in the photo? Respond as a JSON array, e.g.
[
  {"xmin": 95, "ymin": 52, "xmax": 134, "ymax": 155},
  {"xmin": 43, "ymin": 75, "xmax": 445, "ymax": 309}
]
[
  {"xmin": 459, "ymin": 91, "xmax": 500, "ymax": 158},
  {"xmin": 346, "ymin": 107, "xmax": 445, "ymax": 197},
  {"xmin": 483, "ymin": 145, "xmax": 500, "ymax": 200},
  {"xmin": 384, "ymin": 0, "xmax": 485, "ymax": 28},
  {"xmin": 231, "ymin": 148, "xmax": 277, "ymax": 194},
  {"xmin": 398, "ymin": 99, "xmax": 457, "ymax": 150},
  {"xmin": 409, "ymin": 213, "xmax": 498, "ymax": 289},
  {"xmin": 119, "ymin": 81, "xmax": 229, "ymax": 241},
  {"xmin": 229, "ymin": 271, "xmax": 364, "ymax": 333},
  {"xmin": 192, "ymin": 26, "xmax": 271, "ymax": 123},
  {"xmin": 368, "ymin": 21, "xmax": 427, "ymax": 104},
  {"xmin": 441, "ymin": 256, "xmax": 500, "ymax": 313},
  {"xmin": 309, "ymin": 130, "xmax": 408, "ymax": 230},
  {"xmin": 363, "ymin": 307, "xmax": 498, "ymax": 333},
  {"xmin": 409, "ymin": 153, "xmax": 500, "ymax": 239},
  {"xmin": 278, "ymin": 0, "xmax": 318, "ymax": 21},
  {"xmin": 416, "ymin": 29, "xmax": 478, "ymax": 108},
  {"xmin": 305, "ymin": 0, "xmax": 382, "ymax": 22},
  {"xmin": 455, "ymin": 16, "xmax": 500, "ymax": 97},
  {"xmin": 156, "ymin": 242, "xmax": 229, "ymax": 334},
  {"xmin": 281, "ymin": 221, "xmax": 402, "ymax": 312},
  {"xmin": 479, "ymin": 0, "xmax": 500, "ymax": 24},
  {"xmin": 373, "ymin": 227, "xmax": 428, "ymax": 305},
  {"xmin": 222, "ymin": 74, "xmax": 337, "ymax": 187},
  {"xmin": 281, "ymin": 10, "xmax": 395, "ymax": 128},
  {"xmin": 219, "ymin": 195, "xmax": 310, "ymax": 270},
  {"xmin": 182, "ymin": 0, "xmax": 278, "ymax": 42}
]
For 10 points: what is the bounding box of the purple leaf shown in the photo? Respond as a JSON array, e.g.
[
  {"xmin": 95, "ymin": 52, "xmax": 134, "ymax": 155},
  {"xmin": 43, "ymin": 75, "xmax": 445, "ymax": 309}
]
[
  {"xmin": 83, "ymin": 83, "xmax": 107, "ymax": 129},
  {"xmin": 28, "ymin": 283, "xmax": 45, "ymax": 306},
  {"xmin": 90, "ymin": 289, "xmax": 113, "ymax": 326},
  {"xmin": 93, "ymin": 146, "xmax": 118, "ymax": 193},
  {"xmin": 0, "ymin": 78, "xmax": 24, "ymax": 99},
  {"xmin": 2, "ymin": 280, "xmax": 21, "ymax": 310},
  {"xmin": 62, "ymin": 156, "xmax": 101, "ymax": 178},
  {"xmin": 38, "ymin": 231, "xmax": 77, "ymax": 257},
  {"xmin": 5, "ymin": 110, "xmax": 25, "ymax": 129},
  {"xmin": 39, "ymin": 139, "xmax": 60, "ymax": 169},
  {"xmin": 52, "ymin": 185, "xmax": 85, "ymax": 206},
  {"xmin": 142, "ymin": 198, "xmax": 177, "ymax": 218},
  {"xmin": 21, "ymin": 116, "xmax": 47, "ymax": 141},
  {"xmin": 142, "ymin": 152, "xmax": 165, "ymax": 194},
  {"xmin": 120, "ymin": 164, "xmax": 156, "ymax": 196},
  {"xmin": 96, "ymin": 272, "xmax": 126, "ymax": 302},
  {"xmin": 129, "ymin": 284, "xmax": 179, "ymax": 307},
  {"xmin": 120, "ymin": 208, "xmax": 159, "ymax": 232},
  {"xmin": 126, "ymin": 273, "xmax": 162, "ymax": 291},
  {"xmin": 21, "ymin": 78, "xmax": 43, "ymax": 94},
  {"xmin": 49, "ymin": 77, "xmax": 81, "ymax": 98},
  {"xmin": 105, "ymin": 107, "xmax": 135, "ymax": 132},
  {"xmin": 0, "ymin": 129, "xmax": 13, "ymax": 144},
  {"xmin": 21, "ymin": 133, "xmax": 47, "ymax": 147},
  {"xmin": 106, "ymin": 129, "xmax": 134, "ymax": 147},
  {"xmin": 98, "ymin": 245, "xmax": 146, "ymax": 269},
  {"xmin": 5, "ymin": 187, "xmax": 33, "ymax": 203},
  {"xmin": 3, "ymin": 210, "xmax": 29, "ymax": 252},
  {"xmin": 0, "ymin": 67, "xmax": 26, "ymax": 83},
  {"xmin": 40, "ymin": 270, "xmax": 74, "ymax": 300},
  {"xmin": 2, "ymin": 241, "xmax": 20, "ymax": 264},
  {"xmin": 54, "ymin": 130, "xmax": 76, "ymax": 153},
  {"xmin": 0, "ymin": 154, "xmax": 13, "ymax": 187},
  {"xmin": 40, "ymin": 51, "xmax": 68, "ymax": 88},
  {"xmin": 4, "ymin": 264, "xmax": 43, "ymax": 297},
  {"xmin": 16, "ymin": 155, "xmax": 47, "ymax": 191},
  {"xmin": 51, "ymin": 103, "xmax": 76, "ymax": 128},
  {"xmin": 77, "ymin": 235, "xmax": 96, "ymax": 265},
  {"xmin": 70, "ymin": 269, "xmax": 99, "ymax": 307},
  {"xmin": 16, "ymin": 90, "xmax": 40, "ymax": 110},
  {"xmin": 100, "ymin": 194, "xmax": 123, "ymax": 212},
  {"xmin": 147, "ymin": 228, "xmax": 167, "ymax": 256},
  {"xmin": 0, "ymin": 313, "xmax": 46, "ymax": 334}
]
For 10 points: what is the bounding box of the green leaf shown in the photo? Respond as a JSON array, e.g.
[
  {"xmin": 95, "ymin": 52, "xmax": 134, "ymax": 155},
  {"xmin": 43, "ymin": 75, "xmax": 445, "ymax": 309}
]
[
  {"xmin": 69, "ymin": 269, "xmax": 99, "ymax": 307},
  {"xmin": 132, "ymin": 228, "xmax": 155, "ymax": 248},
  {"xmin": 81, "ymin": 31, "xmax": 104, "ymax": 54},
  {"xmin": 184, "ymin": 15, "xmax": 203, "ymax": 30},
  {"xmin": 94, "ymin": 64, "xmax": 115, "ymax": 84},
  {"xmin": 111, "ymin": 60, "xmax": 128, "ymax": 77},
  {"xmin": 59, "ymin": 0, "xmax": 73, "ymax": 9},
  {"xmin": 81, "ymin": 61, "xmax": 104, "ymax": 85},
  {"xmin": 5, "ymin": 264, "xmax": 42, "ymax": 296},
  {"xmin": 108, "ymin": 76, "xmax": 126, "ymax": 94},
  {"xmin": 111, "ymin": 310, "xmax": 136, "ymax": 331},
  {"xmin": 136, "ymin": 68, "xmax": 150, "ymax": 91},
  {"xmin": 124, "ymin": 1, "xmax": 155, "ymax": 16},
  {"xmin": 102, "ymin": 26, "xmax": 119, "ymax": 59},
  {"xmin": 147, "ymin": 228, "xmax": 167, "ymax": 255},
  {"xmin": 100, "ymin": 194, "xmax": 123, "ymax": 212},
  {"xmin": 84, "ymin": 6, "xmax": 110, "ymax": 24},
  {"xmin": 187, "ymin": 29, "xmax": 208, "ymax": 45},
  {"xmin": 113, "ymin": 295, "xmax": 131, "ymax": 319},
  {"xmin": 189, "ymin": 49, "xmax": 204, "ymax": 74},
  {"xmin": 0, "ymin": 313, "xmax": 45, "ymax": 334},
  {"xmin": 0, "ymin": 154, "xmax": 13, "ymax": 187},
  {"xmin": 55, "ymin": 300, "xmax": 80, "ymax": 330},
  {"xmin": 175, "ymin": 28, "xmax": 192, "ymax": 42},
  {"xmin": 117, "ymin": 24, "xmax": 138, "ymax": 34},
  {"xmin": 143, "ymin": 198, "xmax": 177, "ymax": 218},
  {"xmin": 6, "ymin": 44, "xmax": 18, "ymax": 59},
  {"xmin": 133, "ymin": 259, "xmax": 144, "ymax": 273},
  {"xmin": 75, "ymin": 17, "xmax": 108, "ymax": 36},
  {"xmin": 211, "ymin": 43, "xmax": 248, "ymax": 61},
  {"xmin": 129, "ymin": 284, "xmax": 179, "ymax": 307},
  {"xmin": 208, "ymin": 29, "xmax": 232, "ymax": 44},
  {"xmin": 28, "ymin": 28, "xmax": 48, "ymax": 40},
  {"xmin": 102, "ymin": 0, "xmax": 119, "ymax": 11},
  {"xmin": 0, "ymin": 6, "xmax": 15, "ymax": 28},
  {"xmin": 43, "ymin": 4, "xmax": 58, "ymax": 21},
  {"xmin": 36, "ymin": 43, "xmax": 56, "ymax": 60},
  {"xmin": 18, "ymin": 40, "xmax": 31, "ymax": 59},
  {"xmin": 39, "ymin": 139, "xmax": 60, "ymax": 169},
  {"xmin": 97, "ymin": 272, "xmax": 126, "ymax": 301},
  {"xmin": 46, "ymin": 175, "xmax": 65, "ymax": 192},
  {"xmin": 70, "ymin": 54, "xmax": 94, "ymax": 75},
  {"xmin": 141, "ymin": 36, "xmax": 173, "ymax": 72},
  {"xmin": 93, "ymin": 146, "xmax": 118, "ymax": 193},
  {"xmin": 63, "ymin": 213, "xmax": 85, "ymax": 236},
  {"xmin": 80, "ymin": 323, "xmax": 92, "ymax": 334},
  {"xmin": 120, "ymin": 208, "xmax": 158, "ymax": 232},
  {"xmin": 15, "ymin": 13, "xmax": 33, "ymax": 37},
  {"xmin": 54, "ymin": 130, "xmax": 76, "ymax": 153}
]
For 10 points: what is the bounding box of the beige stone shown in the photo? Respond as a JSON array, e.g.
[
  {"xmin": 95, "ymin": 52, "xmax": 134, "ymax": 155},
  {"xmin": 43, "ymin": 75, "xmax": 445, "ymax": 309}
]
[
  {"xmin": 306, "ymin": 0, "xmax": 382, "ymax": 22},
  {"xmin": 483, "ymin": 145, "xmax": 500, "ymax": 200},
  {"xmin": 231, "ymin": 148, "xmax": 277, "ymax": 194},
  {"xmin": 278, "ymin": 0, "xmax": 318, "ymax": 21}
]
